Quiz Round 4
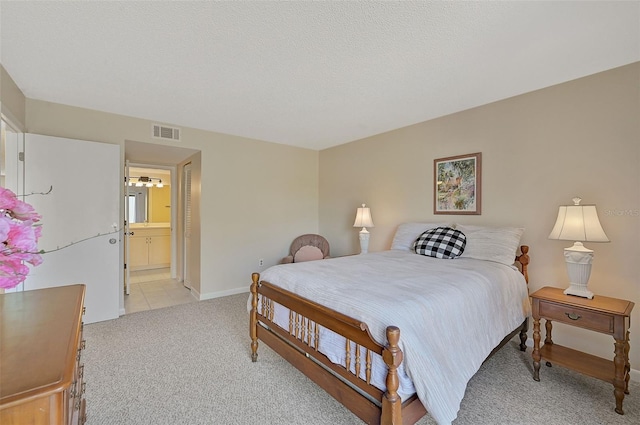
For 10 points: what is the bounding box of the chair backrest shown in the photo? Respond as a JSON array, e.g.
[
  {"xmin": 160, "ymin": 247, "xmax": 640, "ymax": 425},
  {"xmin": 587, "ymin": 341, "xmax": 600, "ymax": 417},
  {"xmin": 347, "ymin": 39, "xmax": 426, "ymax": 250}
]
[{"xmin": 289, "ymin": 234, "xmax": 330, "ymax": 261}]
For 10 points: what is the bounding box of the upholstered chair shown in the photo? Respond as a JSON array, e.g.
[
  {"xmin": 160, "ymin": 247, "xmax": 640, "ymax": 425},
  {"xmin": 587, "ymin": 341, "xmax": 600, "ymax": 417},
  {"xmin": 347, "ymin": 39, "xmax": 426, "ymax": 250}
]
[{"xmin": 280, "ymin": 234, "xmax": 331, "ymax": 264}]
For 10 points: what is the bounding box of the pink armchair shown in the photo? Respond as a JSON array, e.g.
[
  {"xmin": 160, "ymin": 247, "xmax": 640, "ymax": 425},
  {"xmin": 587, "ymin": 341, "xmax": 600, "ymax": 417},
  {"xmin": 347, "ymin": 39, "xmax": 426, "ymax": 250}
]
[{"xmin": 281, "ymin": 234, "xmax": 331, "ymax": 264}]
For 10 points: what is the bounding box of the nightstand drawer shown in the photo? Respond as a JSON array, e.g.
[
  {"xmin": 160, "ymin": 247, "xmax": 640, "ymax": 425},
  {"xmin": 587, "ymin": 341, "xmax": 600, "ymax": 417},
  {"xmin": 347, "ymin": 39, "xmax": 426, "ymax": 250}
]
[{"xmin": 539, "ymin": 301, "xmax": 613, "ymax": 333}]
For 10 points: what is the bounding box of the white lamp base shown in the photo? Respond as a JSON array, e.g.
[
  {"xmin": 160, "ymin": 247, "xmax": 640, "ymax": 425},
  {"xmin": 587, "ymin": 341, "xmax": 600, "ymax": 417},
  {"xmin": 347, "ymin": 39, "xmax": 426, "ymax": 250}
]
[
  {"xmin": 563, "ymin": 284, "xmax": 594, "ymax": 299},
  {"xmin": 359, "ymin": 228, "xmax": 370, "ymax": 254},
  {"xmin": 562, "ymin": 242, "xmax": 594, "ymax": 299}
]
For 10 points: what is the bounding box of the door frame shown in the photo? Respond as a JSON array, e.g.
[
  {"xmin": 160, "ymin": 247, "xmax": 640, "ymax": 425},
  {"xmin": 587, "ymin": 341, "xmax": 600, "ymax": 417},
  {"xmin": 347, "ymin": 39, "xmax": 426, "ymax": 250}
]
[
  {"xmin": 0, "ymin": 116, "xmax": 25, "ymax": 293},
  {"xmin": 182, "ymin": 162, "xmax": 192, "ymax": 289}
]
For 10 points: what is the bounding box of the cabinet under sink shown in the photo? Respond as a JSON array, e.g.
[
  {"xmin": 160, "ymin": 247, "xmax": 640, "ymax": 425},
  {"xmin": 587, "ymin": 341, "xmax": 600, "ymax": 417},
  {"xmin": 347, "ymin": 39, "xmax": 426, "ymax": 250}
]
[{"xmin": 128, "ymin": 226, "xmax": 171, "ymax": 270}]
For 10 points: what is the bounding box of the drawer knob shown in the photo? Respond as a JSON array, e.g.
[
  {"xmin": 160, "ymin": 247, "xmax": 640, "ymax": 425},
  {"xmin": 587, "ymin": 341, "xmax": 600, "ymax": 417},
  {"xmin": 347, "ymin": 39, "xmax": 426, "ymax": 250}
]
[{"xmin": 565, "ymin": 312, "xmax": 581, "ymax": 321}]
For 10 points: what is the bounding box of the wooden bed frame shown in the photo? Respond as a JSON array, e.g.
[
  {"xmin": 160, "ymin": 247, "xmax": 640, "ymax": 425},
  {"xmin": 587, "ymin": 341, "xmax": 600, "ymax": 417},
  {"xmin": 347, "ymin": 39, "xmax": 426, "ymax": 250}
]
[{"xmin": 249, "ymin": 246, "xmax": 530, "ymax": 425}]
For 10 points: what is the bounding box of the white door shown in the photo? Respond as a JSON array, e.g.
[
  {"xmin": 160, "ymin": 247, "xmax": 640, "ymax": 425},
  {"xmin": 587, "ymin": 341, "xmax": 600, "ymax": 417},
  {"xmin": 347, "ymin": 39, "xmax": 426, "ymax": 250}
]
[
  {"xmin": 182, "ymin": 163, "xmax": 192, "ymax": 289},
  {"xmin": 124, "ymin": 161, "xmax": 131, "ymax": 295},
  {"xmin": 22, "ymin": 134, "xmax": 120, "ymax": 323}
]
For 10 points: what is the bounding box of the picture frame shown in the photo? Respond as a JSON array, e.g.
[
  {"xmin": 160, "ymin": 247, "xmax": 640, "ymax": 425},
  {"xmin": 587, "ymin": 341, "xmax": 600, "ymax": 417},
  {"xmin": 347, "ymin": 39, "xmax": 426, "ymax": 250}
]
[{"xmin": 434, "ymin": 152, "xmax": 481, "ymax": 215}]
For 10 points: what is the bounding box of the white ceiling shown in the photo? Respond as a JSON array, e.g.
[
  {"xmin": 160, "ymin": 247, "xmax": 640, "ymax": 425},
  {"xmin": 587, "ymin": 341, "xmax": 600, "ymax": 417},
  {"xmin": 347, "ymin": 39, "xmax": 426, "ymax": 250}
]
[{"xmin": 1, "ymin": 1, "xmax": 638, "ymax": 151}]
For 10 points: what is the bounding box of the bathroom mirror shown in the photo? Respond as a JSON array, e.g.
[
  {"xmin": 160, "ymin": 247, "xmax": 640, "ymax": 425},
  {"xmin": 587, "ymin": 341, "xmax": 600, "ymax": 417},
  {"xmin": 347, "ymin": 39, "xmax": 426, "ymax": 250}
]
[{"xmin": 127, "ymin": 168, "xmax": 171, "ymax": 224}]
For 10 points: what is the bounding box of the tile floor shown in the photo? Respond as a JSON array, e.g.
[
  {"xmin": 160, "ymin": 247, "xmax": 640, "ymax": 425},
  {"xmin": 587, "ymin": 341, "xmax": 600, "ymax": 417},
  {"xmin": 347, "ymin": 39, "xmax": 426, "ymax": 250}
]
[{"xmin": 124, "ymin": 268, "xmax": 197, "ymax": 314}]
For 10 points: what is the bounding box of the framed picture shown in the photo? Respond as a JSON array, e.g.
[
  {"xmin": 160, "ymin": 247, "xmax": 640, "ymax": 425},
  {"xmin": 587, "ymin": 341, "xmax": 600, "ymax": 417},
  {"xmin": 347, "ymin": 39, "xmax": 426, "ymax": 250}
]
[{"xmin": 434, "ymin": 152, "xmax": 481, "ymax": 215}]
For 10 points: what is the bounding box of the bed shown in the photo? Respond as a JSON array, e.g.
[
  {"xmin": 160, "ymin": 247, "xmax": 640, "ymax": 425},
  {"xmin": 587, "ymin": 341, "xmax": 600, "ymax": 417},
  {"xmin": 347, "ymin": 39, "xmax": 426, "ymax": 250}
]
[{"xmin": 249, "ymin": 223, "xmax": 531, "ymax": 425}]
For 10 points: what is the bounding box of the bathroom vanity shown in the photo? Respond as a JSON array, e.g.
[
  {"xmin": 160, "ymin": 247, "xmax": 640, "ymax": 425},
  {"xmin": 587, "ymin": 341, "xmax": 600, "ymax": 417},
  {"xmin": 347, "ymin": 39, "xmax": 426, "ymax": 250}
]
[{"xmin": 128, "ymin": 223, "xmax": 171, "ymax": 270}]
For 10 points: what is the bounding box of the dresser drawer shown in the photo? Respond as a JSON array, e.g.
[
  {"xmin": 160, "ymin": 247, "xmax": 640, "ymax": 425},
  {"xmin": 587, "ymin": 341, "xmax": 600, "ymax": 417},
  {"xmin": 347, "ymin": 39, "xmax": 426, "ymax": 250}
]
[{"xmin": 539, "ymin": 300, "xmax": 613, "ymax": 334}]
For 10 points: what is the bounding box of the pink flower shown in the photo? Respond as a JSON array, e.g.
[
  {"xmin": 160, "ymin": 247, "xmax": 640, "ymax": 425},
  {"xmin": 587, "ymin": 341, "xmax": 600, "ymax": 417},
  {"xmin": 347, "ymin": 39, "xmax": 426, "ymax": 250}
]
[
  {"xmin": 0, "ymin": 215, "xmax": 9, "ymax": 242},
  {"xmin": 0, "ymin": 187, "xmax": 18, "ymax": 210},
  {"xmin": 0, "ymin": 187, "xmax": 43, "ymax": 289},
  {"xmin": 6, "ymin": 220, "xmax": 43, "ymax": 265},
  {"xmin": 0, "ymin": 187, "xmax": 41, "ymax": 222},
  {"xmin": 0, "ymin": 256, "xmax": 30, "ymax": 289}
]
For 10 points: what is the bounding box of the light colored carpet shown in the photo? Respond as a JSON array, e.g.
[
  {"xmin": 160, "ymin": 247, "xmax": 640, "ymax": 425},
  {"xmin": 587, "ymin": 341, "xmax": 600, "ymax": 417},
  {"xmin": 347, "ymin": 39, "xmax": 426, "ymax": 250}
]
[{"xmin": 84, "ymin": 293, "xmax": 639, "ymax": 424}]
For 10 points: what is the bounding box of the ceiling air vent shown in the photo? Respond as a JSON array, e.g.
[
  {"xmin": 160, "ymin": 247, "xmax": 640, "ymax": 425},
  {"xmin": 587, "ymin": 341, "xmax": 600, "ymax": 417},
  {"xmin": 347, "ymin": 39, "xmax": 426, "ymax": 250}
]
[{"xmin": 152, "ymin": 124, "xmax": 181, "ymax": 141}]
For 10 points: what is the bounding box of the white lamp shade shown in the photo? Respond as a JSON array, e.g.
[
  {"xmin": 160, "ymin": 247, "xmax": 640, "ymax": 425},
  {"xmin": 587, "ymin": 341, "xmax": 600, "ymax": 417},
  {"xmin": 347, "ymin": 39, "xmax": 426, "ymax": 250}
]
[
  {"xmin": 548, "ymin": 204, "xmax": 609, "ymax": 242},
  {"xmin": 353, "ymin": 204, "xmax": 374, "ymax": 228}
]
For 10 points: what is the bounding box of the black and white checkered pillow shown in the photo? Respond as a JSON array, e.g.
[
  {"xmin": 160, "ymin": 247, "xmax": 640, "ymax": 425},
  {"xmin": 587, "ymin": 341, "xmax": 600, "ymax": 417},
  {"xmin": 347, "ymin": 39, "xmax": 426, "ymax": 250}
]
[{"xmin": 413, "ymin": 227, "xmax": 466, "ymax": 259}]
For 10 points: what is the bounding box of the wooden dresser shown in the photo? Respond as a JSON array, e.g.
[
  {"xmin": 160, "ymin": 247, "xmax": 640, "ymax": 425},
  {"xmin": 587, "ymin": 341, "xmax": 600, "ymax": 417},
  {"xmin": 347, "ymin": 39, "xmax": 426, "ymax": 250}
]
[{"xmin": 1, "ymin": 285, "xmax": 87, "ymax": 425}]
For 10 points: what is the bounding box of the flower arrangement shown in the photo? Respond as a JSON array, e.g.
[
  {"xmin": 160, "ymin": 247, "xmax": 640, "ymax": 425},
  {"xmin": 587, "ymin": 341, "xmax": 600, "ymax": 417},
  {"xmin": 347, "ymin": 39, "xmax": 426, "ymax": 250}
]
[{"xmin": 0, "ymin": 187, "xmax": 43, "ymax": 289}]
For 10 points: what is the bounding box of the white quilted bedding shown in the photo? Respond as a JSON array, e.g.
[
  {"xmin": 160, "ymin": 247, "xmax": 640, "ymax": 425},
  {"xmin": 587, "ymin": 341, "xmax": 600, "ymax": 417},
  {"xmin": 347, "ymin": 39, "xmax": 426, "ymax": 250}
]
[{"xmin": 256, "ymin": 250, "xmax": 530, "ymax": 425}]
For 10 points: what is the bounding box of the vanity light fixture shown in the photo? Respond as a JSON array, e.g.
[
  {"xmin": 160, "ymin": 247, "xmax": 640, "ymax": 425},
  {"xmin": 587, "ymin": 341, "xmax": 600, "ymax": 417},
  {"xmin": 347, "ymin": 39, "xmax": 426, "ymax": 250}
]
[{"xmin": 128, "ymin": 176, "xmax": 166, "ymax": 188}]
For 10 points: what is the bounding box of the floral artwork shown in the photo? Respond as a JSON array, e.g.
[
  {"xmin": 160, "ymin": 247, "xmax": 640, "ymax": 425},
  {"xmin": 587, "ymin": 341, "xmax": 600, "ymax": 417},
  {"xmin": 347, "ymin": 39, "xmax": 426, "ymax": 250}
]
[
  {"xmin": 0, "ymin": 187, "xmax": 43, "ymax": 289},
  {"xmin": 434, "ymin": 153, "xmax": 481, "ymax": 215}
]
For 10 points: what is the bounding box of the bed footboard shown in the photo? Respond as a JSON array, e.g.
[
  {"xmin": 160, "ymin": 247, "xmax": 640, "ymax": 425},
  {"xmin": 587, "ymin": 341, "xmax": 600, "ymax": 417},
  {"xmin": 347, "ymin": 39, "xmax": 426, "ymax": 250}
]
[{"xmin": 249, "ymin": 272, "xmax": 417, "ymax": 425}]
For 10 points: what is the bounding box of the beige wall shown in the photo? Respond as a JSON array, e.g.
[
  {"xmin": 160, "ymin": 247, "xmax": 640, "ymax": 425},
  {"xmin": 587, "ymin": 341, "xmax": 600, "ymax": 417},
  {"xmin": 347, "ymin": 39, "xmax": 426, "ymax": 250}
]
[
  {"xmin": 319, "ymin": 63, "xmax": 640, "ymax": 369},
  {"xmin": 25, "ymin": 98, "xmax": 319, "ymax": 300},
  {"xmin": 0, "ymin": 64, "xmax": 26, "ymax": 128}
]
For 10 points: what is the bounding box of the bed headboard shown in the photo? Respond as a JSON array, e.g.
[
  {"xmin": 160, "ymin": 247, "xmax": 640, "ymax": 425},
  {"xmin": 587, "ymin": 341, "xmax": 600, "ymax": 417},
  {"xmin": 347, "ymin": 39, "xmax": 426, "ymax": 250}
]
[{"xmin": 515, "ymin": 245, "xmax": 530, "ymax": 284}]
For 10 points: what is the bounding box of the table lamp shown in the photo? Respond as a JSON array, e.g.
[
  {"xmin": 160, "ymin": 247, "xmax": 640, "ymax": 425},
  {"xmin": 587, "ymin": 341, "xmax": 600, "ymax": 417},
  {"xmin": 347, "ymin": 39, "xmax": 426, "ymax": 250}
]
[
  {"xmin": 548, "ymin": 197, "xmax": 609, "ymax": 299},
  {"xmin": 353, "ymin": 204, "xmax": 374, "ymax": 254}
]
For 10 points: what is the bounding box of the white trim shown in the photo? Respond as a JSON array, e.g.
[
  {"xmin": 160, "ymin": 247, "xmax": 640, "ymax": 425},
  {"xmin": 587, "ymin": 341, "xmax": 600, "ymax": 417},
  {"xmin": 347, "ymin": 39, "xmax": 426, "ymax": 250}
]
[
  {"xmin": 198, "ymin": 286, "xmax": 249, "ymax": 301},
  {"xmin": 0, "ymin": 109, "xmax": 25, "ymax": 132}
]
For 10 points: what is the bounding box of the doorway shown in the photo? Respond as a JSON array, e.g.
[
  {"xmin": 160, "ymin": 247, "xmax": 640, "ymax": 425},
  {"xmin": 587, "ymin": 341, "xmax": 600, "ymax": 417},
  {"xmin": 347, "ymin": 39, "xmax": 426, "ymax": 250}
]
[
  {"xmin": 124, "ymin": 165, "xmax": 192, "ymax": 313},
  {"xmin": 122, "ymin": 140, "xmax": 201, "ymax": 315}
]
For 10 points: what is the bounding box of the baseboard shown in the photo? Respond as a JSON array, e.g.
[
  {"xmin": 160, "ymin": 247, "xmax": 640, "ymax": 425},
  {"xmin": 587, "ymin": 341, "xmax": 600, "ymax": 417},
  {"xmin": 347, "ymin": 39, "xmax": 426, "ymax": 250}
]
[
  {"xmin": 525, "ymin": 337, "xmax": 639, "ymax": 382},
  {"xmin": 198, "ymin": 286, "xmax": 248, "ymax": 301}
]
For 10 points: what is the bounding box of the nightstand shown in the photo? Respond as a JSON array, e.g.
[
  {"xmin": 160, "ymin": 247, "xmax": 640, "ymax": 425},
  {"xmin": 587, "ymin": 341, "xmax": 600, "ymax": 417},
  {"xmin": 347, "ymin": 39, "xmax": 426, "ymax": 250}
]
[{"xmin": 530, "ymin": 286, "xmax": 634, "ymax": 414}]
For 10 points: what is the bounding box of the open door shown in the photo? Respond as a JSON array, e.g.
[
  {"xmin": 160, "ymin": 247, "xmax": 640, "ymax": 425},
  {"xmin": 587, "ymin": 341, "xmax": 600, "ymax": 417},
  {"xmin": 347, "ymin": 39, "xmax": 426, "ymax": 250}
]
[
  {"xmin": 20, "ymin": 134, "xmax": 120, "ymax": 323},
  {"xmin": 124, "ymin": 160, "xmax": 131, "ymax": 295},
  {"xmin": 182, "ymin": 162, "xmax": 192, "ymax": 289}
]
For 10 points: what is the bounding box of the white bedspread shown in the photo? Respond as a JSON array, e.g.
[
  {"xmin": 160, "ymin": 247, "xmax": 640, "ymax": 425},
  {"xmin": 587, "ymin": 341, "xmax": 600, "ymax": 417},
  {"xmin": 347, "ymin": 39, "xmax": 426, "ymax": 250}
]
[{"xmin": 257, "ymin": 250, "xmax": 530, "ymax": 425}]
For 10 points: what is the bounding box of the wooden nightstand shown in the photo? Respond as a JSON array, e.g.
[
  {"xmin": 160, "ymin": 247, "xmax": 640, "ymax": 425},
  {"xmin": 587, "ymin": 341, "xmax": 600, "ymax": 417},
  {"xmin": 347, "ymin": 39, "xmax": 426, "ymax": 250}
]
[{"xmin": 530, "ymin": 286, "xmax": 634, "ymax": 415}]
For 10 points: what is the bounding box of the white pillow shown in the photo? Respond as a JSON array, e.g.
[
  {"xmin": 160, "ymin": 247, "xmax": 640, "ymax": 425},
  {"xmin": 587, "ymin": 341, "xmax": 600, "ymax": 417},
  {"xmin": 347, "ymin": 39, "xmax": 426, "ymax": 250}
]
[
  {"xmin": 390, "ymin": 222, "xmax": 451, "ymax": 251},
  {"xmin": 455, "ymin": 225, "xmax": 524, "ymax": 266}
]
